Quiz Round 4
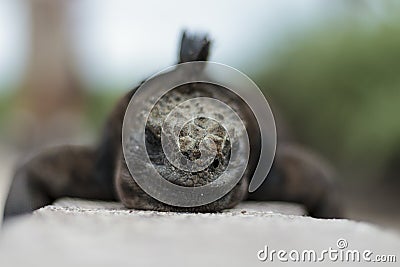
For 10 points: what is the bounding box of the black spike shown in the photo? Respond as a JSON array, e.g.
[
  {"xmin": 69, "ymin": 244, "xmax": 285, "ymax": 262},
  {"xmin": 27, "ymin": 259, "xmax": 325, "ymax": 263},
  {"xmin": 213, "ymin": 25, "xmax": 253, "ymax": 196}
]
[{"xmin": 179, "ymin": 31, "xmax": 211, "ymax": 63}]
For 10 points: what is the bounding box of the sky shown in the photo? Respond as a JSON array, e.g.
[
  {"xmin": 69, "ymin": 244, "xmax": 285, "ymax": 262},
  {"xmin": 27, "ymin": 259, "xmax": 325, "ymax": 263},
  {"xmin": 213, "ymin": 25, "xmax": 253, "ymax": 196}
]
[{"xmin": 0, "ymin": 0, "xmax": 341, "ymax": 91}]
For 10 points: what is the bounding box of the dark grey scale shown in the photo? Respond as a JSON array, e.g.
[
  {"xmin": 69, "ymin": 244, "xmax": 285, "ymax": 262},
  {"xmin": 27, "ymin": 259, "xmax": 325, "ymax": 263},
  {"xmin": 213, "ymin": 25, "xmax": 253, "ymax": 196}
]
[{"xmin": 3, "ymin": 31, "xmax": 344, "ymax": 221}]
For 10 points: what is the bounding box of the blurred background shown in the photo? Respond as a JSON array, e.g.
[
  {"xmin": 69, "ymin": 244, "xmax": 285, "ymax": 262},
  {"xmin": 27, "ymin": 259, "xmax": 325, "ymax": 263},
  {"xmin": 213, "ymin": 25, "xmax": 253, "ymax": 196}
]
[{"xmin": 0, "ymin": 0, "xmax": 399, "ymax": 229}]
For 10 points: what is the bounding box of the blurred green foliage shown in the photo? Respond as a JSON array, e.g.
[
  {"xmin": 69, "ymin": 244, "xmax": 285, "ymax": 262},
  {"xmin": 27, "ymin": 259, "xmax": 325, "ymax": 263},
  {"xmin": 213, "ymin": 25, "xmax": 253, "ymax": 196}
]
[
  {"xmin": 0, "ymin": 89, "xmax": 121, "ymax": 141},
  {"xmin": 85, "ymin": 91, "xmax": 121, "ymax": 132},
  {"xmin": 0, "ymin": 92, "xmax": 16, "ymax": 139},
  {"xmin": 257, "ymin": 15, "xmax": 400, "ymax": 180}
]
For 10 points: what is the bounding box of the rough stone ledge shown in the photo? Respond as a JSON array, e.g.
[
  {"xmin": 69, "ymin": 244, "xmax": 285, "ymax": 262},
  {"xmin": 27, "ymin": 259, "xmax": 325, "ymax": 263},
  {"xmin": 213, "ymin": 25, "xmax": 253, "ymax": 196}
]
[{"xmin": 0, "ymin": 199, "xmax": 399, "ymax": 267}]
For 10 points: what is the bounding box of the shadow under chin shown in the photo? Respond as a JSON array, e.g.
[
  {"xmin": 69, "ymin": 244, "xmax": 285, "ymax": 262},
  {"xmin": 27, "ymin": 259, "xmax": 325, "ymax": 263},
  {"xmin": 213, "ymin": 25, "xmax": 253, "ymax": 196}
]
[{"xmin": 115, "ymin": 156, "xmax": 249, "ymax": 213}]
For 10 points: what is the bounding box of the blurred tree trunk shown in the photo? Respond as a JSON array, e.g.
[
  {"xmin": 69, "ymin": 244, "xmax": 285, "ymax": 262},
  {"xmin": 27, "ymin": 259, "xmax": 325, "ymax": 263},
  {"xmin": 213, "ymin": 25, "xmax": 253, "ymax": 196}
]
[{"xmin": 14, "ymin": 0, "xmax": 85, "ymax": 149}]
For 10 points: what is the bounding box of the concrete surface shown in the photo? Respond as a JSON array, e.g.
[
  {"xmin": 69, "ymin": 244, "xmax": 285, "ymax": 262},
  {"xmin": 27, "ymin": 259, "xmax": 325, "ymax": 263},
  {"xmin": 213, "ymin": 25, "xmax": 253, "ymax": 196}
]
[{"xmin": 0, "ymin": 199, "xmax": 399, "ymax": 267}]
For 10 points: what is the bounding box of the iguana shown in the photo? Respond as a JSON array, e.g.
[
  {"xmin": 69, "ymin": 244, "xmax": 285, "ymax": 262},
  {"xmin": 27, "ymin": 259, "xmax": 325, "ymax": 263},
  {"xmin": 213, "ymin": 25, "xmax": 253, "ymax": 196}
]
[{"xmin": 3, "ymin": 32, "xmax": 343, "ymax": 220}]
